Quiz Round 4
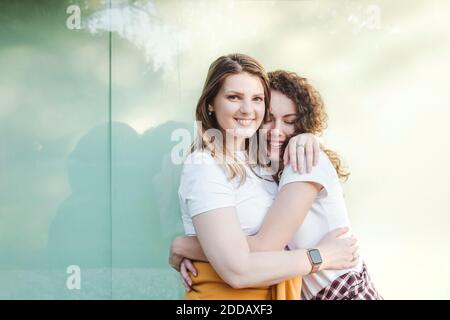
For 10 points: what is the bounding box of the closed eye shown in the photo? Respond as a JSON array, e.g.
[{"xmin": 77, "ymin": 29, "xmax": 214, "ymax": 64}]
[{"xmin": 283, "ymin": 115, "xmax": 297, "ymax": 124}]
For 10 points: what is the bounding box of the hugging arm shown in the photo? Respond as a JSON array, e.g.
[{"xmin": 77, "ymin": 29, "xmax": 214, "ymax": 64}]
[
  {"xmin": 172, "ymin": 181, "xmax": 357, "ymax": 271},
  {"xmin": 189, "ymin": 206, "xmax": 313, "ymax": 289},
  {"xmin": 171, "ymin": 135, "xmax": 358, "ymax": 289},
  {"xmin": 170, "ymin": 182, "xmax": 320, "ymax": 264},
  {"xmin": 171, "ymin": 182, "xmax": 357, "ymax": 291}
]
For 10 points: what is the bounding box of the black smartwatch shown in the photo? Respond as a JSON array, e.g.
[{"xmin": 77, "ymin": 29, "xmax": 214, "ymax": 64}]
[{"xmin": 307, "ymin": 249, "xmax": 323, "ymax": 274}]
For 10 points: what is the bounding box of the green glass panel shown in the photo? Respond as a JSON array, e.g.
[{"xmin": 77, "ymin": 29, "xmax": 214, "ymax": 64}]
[{"xmin": 0, "ymin": 0, "xmax": 112, "ymax": 299}]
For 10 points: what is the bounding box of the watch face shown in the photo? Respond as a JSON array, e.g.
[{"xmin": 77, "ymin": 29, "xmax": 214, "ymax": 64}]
[{"xmin": 309, "ymin": 249, "xmax": 322, "ymax": 264}]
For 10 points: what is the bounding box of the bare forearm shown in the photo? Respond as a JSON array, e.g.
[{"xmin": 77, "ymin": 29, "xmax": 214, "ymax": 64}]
[
  {"xmin": 173, "ymin": 236, "xmax": 207, "ymax": 261},
  {"xmin": 174, "ymin": 237, "xmax": 312, "ymax": 288},
  {"xmin": 246, "ymin": 234, "xmax": 286, "ymax": 252},
  {"xmin": 174, "ymin": 234, "xmax": 287, "ymax": 262},
  {"xmin": 223, "ymin": 249, "xmax": 311, "ymax": 288},
  {"xmin": 184, "ymin": 208, "xmax": 316, "ymax": 289}
]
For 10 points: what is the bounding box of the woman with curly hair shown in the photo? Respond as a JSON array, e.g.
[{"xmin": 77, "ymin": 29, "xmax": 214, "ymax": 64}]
[
  {"xmin": 171, "ymin": 66, "xmax": 381, "ymax": 300},
  {"xmin": 171, "ymin": 54, "xmax": 364, "ymax": 299},
  {"xmin": 262, "ymin": 70, "xmax": 381, "ymax": 299}
]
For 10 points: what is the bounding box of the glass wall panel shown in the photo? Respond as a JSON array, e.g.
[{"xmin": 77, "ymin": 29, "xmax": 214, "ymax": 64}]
[{"xmin": 0, "ymin": 0, "xmax": 112, "ymax": 299}]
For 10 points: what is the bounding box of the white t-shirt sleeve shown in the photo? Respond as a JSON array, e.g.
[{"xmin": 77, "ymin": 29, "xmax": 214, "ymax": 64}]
[
  {"xmin": 179, "ymin": 152, "xmax": 236, "ymax": 218},
  {"xmin": 279, "ymin": 151, "xmax": 338, "ymax": 198}
]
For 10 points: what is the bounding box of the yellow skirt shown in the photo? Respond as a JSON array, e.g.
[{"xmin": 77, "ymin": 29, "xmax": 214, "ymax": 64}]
[{"xmin": 185, "ymin": 261, "xmax": 301, "ymax": 300}]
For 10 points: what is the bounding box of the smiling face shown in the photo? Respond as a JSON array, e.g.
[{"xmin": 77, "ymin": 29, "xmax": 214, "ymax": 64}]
[
  {"xmin": 208, "ymin": 72, "xmax": 266, "ymax": 150},
  {"xmin": 262, "ymin": 89, "xmax": 297, "ymax": 162}
]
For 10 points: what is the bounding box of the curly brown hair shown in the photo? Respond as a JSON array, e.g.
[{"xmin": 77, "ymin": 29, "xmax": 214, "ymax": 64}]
[{"xmin": 268, "ymin": 70, "xmax": 350, "ymax": 181}]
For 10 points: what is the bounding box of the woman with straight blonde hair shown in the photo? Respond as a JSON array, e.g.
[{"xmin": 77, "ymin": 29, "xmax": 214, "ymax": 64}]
[{"xmin": 173, "ymin": 53, "xmax": 359, "ymax": 300}]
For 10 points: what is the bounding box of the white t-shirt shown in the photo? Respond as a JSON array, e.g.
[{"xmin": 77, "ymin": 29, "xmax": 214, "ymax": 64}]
[
  {"xmin": 279, "ymin": 150, "xmax": 363, "ymax": 300},
  {"xmin": 179, "ymin": 150, "xmax": 277, "ymax": 236}
]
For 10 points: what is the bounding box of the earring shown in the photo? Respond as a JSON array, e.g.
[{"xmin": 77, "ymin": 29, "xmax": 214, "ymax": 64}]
[{"xmin": 208, "ymin": 111, "xmax": 212, "ymax": 116}]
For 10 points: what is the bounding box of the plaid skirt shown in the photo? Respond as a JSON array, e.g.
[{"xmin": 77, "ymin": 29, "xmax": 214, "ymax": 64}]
[{"xmin": 310, "ymin": 262, "xmax": 383, "ymax": 300}]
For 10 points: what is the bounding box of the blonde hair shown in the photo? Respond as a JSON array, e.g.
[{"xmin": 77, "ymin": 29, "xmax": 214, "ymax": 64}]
[{"xmin": 191, "ymin": 53, "xmax": 271, "ymax": 185}]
